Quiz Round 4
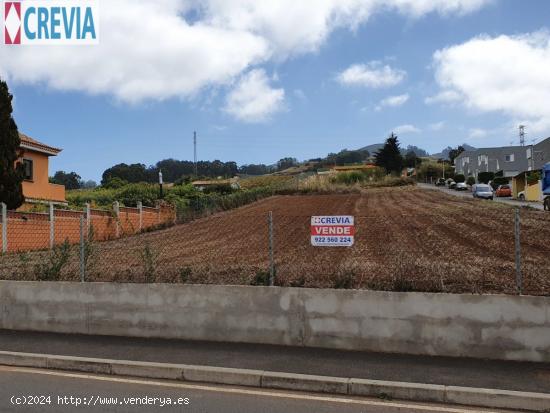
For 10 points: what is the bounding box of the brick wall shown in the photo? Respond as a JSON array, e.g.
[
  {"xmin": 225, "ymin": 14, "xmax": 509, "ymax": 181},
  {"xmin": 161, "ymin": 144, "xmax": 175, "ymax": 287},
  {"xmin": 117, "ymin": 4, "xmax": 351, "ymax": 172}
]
[{"xmin": 0, "ymin": 203, "xmax": 175, "ymax": 253}]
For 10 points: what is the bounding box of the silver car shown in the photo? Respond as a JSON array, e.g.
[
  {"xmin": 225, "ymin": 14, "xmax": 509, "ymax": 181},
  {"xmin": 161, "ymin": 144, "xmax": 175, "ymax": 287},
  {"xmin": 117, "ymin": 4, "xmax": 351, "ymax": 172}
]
[{"xmin": 473, "ymin": 184, "xmax": 494, "ymax": 200}]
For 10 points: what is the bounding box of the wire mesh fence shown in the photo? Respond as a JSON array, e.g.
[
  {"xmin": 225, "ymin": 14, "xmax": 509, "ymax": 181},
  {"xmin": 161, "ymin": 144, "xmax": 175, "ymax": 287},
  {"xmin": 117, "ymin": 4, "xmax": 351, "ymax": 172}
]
[{"xmin": 1, "ymin": 191, "xmax": 549, "ymax": 296}]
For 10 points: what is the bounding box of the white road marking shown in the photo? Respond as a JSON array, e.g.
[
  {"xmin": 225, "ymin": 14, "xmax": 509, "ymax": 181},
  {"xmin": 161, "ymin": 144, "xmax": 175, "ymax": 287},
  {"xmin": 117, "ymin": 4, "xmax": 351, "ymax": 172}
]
[{"xmin": 0, "ymin": 366, "xmax": 503, "ymax": 413}]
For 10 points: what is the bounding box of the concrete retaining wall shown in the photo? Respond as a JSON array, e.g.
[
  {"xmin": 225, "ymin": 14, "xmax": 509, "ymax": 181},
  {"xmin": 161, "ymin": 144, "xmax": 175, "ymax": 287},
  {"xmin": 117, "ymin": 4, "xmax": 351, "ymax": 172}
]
[{"xmin": 1, "ymin": 281, "xmax": 549, "ymax": 362}]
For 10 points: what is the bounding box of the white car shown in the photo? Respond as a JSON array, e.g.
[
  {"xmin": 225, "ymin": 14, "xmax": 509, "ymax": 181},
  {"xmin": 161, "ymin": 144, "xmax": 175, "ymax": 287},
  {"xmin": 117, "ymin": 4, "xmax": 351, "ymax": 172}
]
[{"xmin": 455, "ymin": 182, "xmax": 468, "ymax": 191}]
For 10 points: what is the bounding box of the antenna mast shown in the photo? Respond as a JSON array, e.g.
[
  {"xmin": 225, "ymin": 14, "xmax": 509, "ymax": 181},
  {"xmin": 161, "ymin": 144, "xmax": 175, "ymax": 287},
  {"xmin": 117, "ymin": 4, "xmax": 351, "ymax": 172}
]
[
  {"xmin": 519, "ymin": 125, "xmax": 525, "ymax": 146},
  {"xmin": 193, "ymin": 131, "xmax": 197, "ymax": 176}
]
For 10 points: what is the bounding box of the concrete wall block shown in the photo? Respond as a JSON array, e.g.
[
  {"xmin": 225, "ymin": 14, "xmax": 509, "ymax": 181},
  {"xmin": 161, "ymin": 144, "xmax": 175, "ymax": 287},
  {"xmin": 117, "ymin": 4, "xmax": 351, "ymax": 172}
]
[
  {"xmin": 183, "ymin": 365, "xmax": 263, "ymax": 387},
  {"xmin": 445, "ymin": 386, "xmax": 550, "ymax": 411},
  {"xmin": 110, "ymin": 360, "xmax": 184, "ymax": 380},
  {"xmin": 46, "ymin": 355, "xmax": 112, "ymax": 374},
  {"xmin": 350, "ymin": 379, "xmax": 446, "ymax": 403},
  {"xmin": 0, "ymin": 351, "xmax": 47, "ymax": 368},
  {"xmin": 262, "ymin": 372, "xmax": 349, "ymax": 395},
  {"xmin": 1, "ymin": 281, "xmax": 550, "ymax": 363}
]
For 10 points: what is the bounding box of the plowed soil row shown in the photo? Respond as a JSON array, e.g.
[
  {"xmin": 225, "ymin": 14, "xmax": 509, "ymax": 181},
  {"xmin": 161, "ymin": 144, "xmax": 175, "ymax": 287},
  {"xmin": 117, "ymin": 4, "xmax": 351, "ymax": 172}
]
[{"xmin": 2, "ymin": 186, "xmax": 550, "ymax": 295}]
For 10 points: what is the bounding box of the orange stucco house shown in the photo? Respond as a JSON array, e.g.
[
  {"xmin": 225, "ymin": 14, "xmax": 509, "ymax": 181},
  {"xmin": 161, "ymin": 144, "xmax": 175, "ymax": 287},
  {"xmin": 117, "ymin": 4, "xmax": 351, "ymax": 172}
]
[{"xmin": 18, "ymin": 133, "xmax": 66, "ymax": 207}]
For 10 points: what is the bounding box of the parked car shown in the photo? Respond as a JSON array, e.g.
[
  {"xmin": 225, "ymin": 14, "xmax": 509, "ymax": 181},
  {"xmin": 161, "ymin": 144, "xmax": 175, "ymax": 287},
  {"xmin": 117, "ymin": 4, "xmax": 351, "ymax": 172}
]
[
  {"xmin": 455, "ymin": 182, "xmax": 468, "ymax": 191},
  {"xmin": 473, "ymin": 184, "xmax": 494, "ymax": 200},
  {"xmin": 448, "ymin": 180, "xmax": 457, "ymax": 189},
  {"xmin": 435, "ymin": 178, "xmax": 446, "ymax": 186},
  {"xmin": 495, "ymin": 184, "xmax": 512, "ymax": 197}
]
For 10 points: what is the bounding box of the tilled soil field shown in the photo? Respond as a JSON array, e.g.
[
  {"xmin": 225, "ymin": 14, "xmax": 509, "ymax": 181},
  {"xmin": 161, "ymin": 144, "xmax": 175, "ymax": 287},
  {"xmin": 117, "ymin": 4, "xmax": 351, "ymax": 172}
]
[{"xmin": 2, "ymin": 186, "xmax": 550, "ymax": 295}]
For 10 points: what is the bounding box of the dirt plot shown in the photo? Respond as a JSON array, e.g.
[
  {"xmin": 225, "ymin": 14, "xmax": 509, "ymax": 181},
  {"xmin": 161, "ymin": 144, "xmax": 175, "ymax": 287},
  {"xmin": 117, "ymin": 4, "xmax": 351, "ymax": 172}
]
[{"xmin": 2, "ymin": 186, "xmax": 550, "ymax": 295}]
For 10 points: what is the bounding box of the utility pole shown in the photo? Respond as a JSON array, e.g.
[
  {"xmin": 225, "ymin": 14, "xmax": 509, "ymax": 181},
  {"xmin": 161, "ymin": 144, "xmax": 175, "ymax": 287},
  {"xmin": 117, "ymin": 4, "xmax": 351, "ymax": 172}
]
[
  {"xmin": 158, "ymin": 169, "xmax": 163, "ymax": 199},
  {"xmin": 193, "ymin": 131, "xmax": 197, "ymax": 176}
]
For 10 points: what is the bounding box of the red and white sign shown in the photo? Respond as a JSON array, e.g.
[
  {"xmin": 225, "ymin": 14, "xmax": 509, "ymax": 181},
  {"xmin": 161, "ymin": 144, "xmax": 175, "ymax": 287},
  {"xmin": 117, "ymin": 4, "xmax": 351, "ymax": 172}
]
[{"xmin": 311, "ymin": 216, "xmax": 355, "ymax": 247}]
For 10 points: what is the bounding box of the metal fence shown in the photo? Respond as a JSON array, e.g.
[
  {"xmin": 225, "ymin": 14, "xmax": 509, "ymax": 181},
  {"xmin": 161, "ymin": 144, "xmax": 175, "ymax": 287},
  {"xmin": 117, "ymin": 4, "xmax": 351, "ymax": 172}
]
[{"xmin": 1, "ymin": 201, "xmax": 549, "ymax": 296}]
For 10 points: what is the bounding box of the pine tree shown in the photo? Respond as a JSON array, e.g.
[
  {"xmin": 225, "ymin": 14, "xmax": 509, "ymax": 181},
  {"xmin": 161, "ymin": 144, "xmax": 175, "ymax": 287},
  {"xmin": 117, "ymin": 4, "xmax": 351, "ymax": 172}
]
[
  {"xmin": 374, "ymin": 133, "xmax": 404, "ymax": 174},
  {"xmin": 0, "ymin": 79, "xmax": 24, "ymax": 210}
]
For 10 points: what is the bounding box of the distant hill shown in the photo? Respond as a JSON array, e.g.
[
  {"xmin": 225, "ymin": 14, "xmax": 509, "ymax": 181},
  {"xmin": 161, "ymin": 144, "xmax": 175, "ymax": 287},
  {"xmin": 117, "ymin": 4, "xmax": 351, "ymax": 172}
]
[
  {"xmin": 358, "ymin": 143, "xmax": 384, "ymax": 154},
  {"xmin": 431, "ymin": 144, "xmax": 476, "ymax": 160}
]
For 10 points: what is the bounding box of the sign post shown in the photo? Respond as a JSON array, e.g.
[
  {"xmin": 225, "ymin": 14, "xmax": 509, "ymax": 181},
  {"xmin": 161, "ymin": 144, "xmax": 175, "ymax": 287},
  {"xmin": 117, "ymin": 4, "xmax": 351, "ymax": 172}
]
[{"xmin": 311, "ymin": 216, "xmax": 355, "ymax": 247}]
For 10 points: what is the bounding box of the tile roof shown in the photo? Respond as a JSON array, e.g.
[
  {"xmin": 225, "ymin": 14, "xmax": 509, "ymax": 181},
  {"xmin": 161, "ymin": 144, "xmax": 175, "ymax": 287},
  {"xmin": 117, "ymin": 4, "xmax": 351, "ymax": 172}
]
[{"xmin": 19, "ymin": 133, "xmax": 62, "ymax": 155}]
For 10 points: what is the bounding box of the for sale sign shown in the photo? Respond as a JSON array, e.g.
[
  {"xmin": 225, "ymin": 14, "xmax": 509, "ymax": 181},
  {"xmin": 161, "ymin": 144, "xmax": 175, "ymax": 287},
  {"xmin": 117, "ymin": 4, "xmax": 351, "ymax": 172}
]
[{"xmin": 311, "ymin": 216, "xmax": 355, "ymax": 247}]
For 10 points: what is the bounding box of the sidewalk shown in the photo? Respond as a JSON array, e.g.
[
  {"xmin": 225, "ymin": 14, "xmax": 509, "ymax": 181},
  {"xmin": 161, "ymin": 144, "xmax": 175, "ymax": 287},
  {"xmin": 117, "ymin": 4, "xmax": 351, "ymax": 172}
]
[{"xmin": 1, "ymin": 329, "xmax": 549, "ymax": 394}]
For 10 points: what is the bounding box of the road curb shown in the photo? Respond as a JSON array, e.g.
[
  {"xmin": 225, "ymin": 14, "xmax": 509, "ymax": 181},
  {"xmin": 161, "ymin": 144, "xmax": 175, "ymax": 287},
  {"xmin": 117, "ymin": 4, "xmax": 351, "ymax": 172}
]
[{"xmin": 1, "ymin": 351, "xmax": 549, "ymax": 411}]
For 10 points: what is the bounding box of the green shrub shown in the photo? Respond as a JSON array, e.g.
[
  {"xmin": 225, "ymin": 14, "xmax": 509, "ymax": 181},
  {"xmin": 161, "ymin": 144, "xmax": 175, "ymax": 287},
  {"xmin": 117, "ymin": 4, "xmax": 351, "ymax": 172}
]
[
  {"xmin": 333, "ymin": 272, "xmax": 355, "ymax": 289},
  {"xmin": 35, "ymin": 240, "xmax": 71, "ymax": 281},
  {"xmin": 466, "ymin": 176, "xmax": 476, "ymax": 186},
  {"xmin": 454, "ymin": 174, "xmax": 465, "ymax": 183},
  {"xmin": 179, "ymin": 266, "xmax": 192, "ymax": 283},
  {"xmin": 251, "ymin": 270, "xmax": 270, "ymax": 286},
  {"xmin": 139, "ymin": 242, "xmax": 158, "ymax": 283},
  {"xmin": 527, "ymin": 171, "xmax": 541, "ymax": 185},
  {"xmin": 477, "ymin": 171, "xmax": 494, "ymax": 184}
]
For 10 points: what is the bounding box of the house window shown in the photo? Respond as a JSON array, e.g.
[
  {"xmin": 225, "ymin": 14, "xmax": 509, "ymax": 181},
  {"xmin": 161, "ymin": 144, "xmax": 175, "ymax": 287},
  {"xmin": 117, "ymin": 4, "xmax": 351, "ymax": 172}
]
[
  {"xmin": 23, "ymin": 159, "xmax": 33, "ymax": 181},
  {"xmin": 505, "ymin": 154, "xmax": 514, "ymax": 162}
]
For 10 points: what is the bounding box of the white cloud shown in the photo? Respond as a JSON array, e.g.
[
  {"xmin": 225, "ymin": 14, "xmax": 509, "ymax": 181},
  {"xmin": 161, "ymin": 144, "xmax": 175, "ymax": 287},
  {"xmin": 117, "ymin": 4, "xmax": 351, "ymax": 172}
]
[
  {"xmin": 293, "ymin": 89, "xmax": 307, "ymax": 102},
  {"xmin": 429, "ymin": 121, "xmax": 445, "ymax": 131},
  {"xmin": 200, "ymin": 0, "xmax": 491, "ymax": 57},
  {"xmin": 337, "ymin": 62, "xmax": 406, "ymax": 88},
  {"xmin": 424, "ymin": 90, "xmax": 462, "ymax": 105},
  {"xmin": 376, "ymin": 93, "xmax": 409, "ymax": 110},
  {"xmin": 393, "ymin": 124, "xmax": 421, "ymax": 135},
  {"xmin": 431, "ymin": 30, "xmax": 550, "ymax": 134},
  {"xmin": 224, "ymin": 69, "xmax": 285, "ymax": 123},
  {"xmin": 468, "ymin": 128, "xmax": 488, "ymax": 139},
  {"xmin": 0, "ymin": 1, "xmax": 269, "ymax": 103},
  {"xmin": 0, "ymin": 0, "xmax": 491, "ymax": 109}
]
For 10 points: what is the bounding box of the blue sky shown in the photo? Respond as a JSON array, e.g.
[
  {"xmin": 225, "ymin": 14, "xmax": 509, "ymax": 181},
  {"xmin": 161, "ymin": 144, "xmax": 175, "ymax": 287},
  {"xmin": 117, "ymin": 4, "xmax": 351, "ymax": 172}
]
[{"xmin": 2, "ymin": 0, "xmax": 550, "ymax": 181}]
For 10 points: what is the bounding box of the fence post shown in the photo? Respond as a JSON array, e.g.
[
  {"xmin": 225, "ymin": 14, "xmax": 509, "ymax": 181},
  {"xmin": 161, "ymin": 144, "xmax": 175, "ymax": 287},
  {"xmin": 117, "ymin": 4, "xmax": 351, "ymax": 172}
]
[
  {"xmin": 157, "ymin": 202, "xmax": 161, "ymax": 225},
  {"xmin": 49, "ymin": 202, "xmax": 55, "ymax": 249},
  {"xmin": 137, "ymin": 201, "xmax": 143, "ymax": 231},
  {"xmin": 86, "ymin": 203, "xmax": 91, "ymax": 232},
  {"xmin": 80, "ymin": 215, "xmax": 85, "ymax": 282},
  {"xmin": 1, "ymin": 202, "xmax": 7, "ymax": 254},
  {"xmin": 113, "ymin": 201, "xmax": 120, "ymax": 238},
  {"xmin": 515, "ymin": 208, "xmax": 522, "ymax": 295},
  {"xmin": 268, "ymin": 211, "xmax": 274, "ymax": 286}
]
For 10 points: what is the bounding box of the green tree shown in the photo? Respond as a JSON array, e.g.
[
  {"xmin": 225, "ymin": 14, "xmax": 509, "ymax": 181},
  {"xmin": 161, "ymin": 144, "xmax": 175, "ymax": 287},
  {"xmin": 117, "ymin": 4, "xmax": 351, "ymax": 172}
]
[
  {"xmin": 404, "ymin": 151, "xmax": 422, "ymax": 168},
  {"xmin": 374, "ymin": 133, "xmax": 403, "ymax": 174},
  {"xmin": 448, "ymin": 146, "xmax": 465, "ymax": 165},
  {"xmin": 101, "ymin": 163, "xmax": 149, "ymax": 185},
  {"xmin": 466, "ymin": 176, "xmax": 476, "ymax": 186},
  {"xmin": 277, "ymin": 157, "xmax": 298, "ymax": 171},
  {"xmin": 50, "ymin": 171, "xmax": 82, "ymax": 190},
  {"xmin": 0, "ymin": 79, "xmax": 24, "ymax": 210}
]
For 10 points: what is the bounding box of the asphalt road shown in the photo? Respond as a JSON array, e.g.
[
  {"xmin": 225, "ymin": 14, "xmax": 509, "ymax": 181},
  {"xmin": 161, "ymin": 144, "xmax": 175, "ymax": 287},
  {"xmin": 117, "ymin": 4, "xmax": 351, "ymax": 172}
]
[
  {"xmin": 0, "ymin": 366, "xmax": 510, "ymax": 413},
  {"xmin": 418, "ymin": 183, "xmax": 545, "ymax": 210}
]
